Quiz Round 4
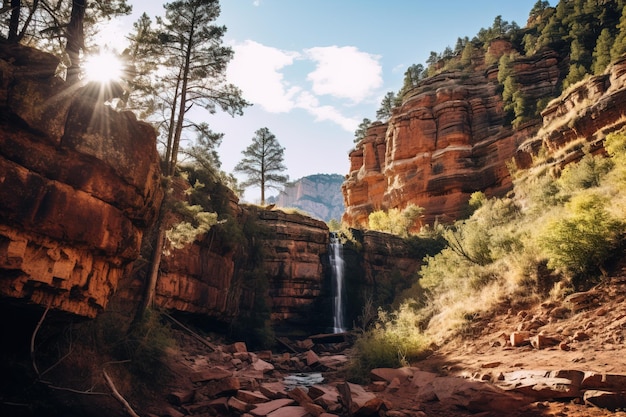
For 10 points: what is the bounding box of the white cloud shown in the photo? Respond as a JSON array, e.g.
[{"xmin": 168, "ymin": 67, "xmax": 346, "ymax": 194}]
[
  {"xmin": 226, "ymin": 42, "xmax": 377, "ymax": 132},
  {"xmin": 252, "ymin": 0, "xmax": 261, "ymax": 6},
  {"xmin": 295, "ymin": 91, "xmax": 360, "ymax": 132},
  {"xmin": 228, "ymin": 40, "xmax": 300, "ymax": 113},
  {"xmin": 305, "ymin": 46, "xmax": 383, "ymax": 102}
]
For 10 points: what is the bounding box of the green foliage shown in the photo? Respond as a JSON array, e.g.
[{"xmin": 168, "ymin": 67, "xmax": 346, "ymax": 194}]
[
  {"xmin": 611, "ymin": 6, "xmax": 626, "ymax": 61},
  {"xmin": 605, "ymin": 130, "xmax": 626, "ymax": 162},
  {"xmin": 367, "ymin": 204, "xmax": 424, "ymax": 237},
  {"xmin": 166, "ymin": 203, "xmax": 219, "ymax": 250},
  {"xmin": 327, "ymin": 218, "xmax": 342, "ymax": 232},
  {"xmin": 468, "ymin": 191, "xmax": 487, "ymax": 211},
  {"xmin": 376, "ymin": 91, "xmax": 397, "ymax": 121},
  {"xmin": 563, "ymin": 63, "xmax": 588, "ymax": 89},
  {"xmin": 557, "ymin": 153, "xmax": 613, "ymax": 192},
  {"xmin": 165, "ymin": 174, "xmax": 220, "ymax": 251},
  {"xmin": 348, "ymin": 303, "xmax": 431, "ymax": 382},
  {"xmin": 234, "ymin": 127, "xmax": 288, "ymax": 205},
  {"xmin": 123, "ymin": 309, "xmax": 175, "ymax": 384},
  {"xmin": 354, "ymin": 118, "xmax": 372, "ymax": 143},
  {"xmin": 592, "ymin": 28, "xmax": 613, "ymax": 74},
  {"xmin": 539, "ymin": 193, "xmax": 623, "ymax": 277},
  {"xmin": 604, "ymin": 130, "xmax": 626, "ymax": 185}
]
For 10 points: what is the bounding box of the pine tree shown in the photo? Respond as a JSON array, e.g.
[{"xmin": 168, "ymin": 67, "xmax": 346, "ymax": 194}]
[
  {"xmin": 354, "ymin": 118, "xmax": 372, "ymax": 143},
  {"xmin": 234, "ymin": 128, "xmax": 289, "ymax": 205},
  {"xmin": 376, "ymin": 91, "xmax": 396, "ymax": 121},
  {"xmin": 592, "ymin": 28, "xmax": 613, "ymax": 74},
  {"xmin": 611, "ymin": 6, "xmax": 626, "ymax": 60},
  {"xmin": 139, "ymin": 0, "xmax": 249, "ymax": 314}
]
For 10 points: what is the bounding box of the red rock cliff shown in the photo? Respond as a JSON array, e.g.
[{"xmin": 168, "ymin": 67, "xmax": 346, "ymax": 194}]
[
  {"xmin": 0, "ymin": 42, "xmax": 162, "ymax": 317},
  {"xmin": 517, "ymin": 55, "xmax": 626, "ymax": 168},
  {"xmin": 146, "ymin": 203, "xmax": 331, "ymax": 332},
  {"xmin": 342, "ymin": 46, "xmax": 561, "ymax": 226}
]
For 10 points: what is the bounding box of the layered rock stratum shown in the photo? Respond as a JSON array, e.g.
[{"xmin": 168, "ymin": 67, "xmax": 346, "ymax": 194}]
[
  {"xmin": 342, "ymin": 44, "xmax": 569, "ymax": 226},
  {"xmin": 0, "ymin": 42, "xmax": 162, "ymax": 317}
]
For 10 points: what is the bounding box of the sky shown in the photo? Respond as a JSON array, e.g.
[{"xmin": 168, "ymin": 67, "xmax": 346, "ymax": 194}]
[{"xmin": 106, "ymin": 0, "xmax": 540, "ymax": 203}]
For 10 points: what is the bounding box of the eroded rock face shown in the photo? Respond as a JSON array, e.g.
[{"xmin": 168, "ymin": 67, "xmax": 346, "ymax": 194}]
[
  {"xmin": 258, "ymin": 209, "xmax": 329, "ymax": 330},
  {"xmin": 517, "ymin": 55, "xmax": 626, "ymax": 168},
  {"xmin": 142, "ymin": 203, "xmax": 331, "ymax": 333},
  {"xmin": 0, "ymin": 42, "xmax": 162, "ymax": 317},
  {"xmin": 342, "ymin": 46, "xmax": 561, "ymax": 227}
]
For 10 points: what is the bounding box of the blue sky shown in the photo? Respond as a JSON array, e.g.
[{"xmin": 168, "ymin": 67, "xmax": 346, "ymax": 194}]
[{"xmin": 116, "ymin": 0, "xmax": 540, "ymax": 202}]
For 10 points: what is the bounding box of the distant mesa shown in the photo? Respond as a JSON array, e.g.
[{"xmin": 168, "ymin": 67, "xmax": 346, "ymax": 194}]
[{"xmin": 267, "ymin": 174, "xmax": 345, "ymax": 222}]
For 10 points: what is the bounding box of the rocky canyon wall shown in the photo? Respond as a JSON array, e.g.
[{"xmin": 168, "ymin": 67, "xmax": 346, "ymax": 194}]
[
  {"xmin": 342, "ymin": 45, "xmax": 562, "ymax": 227},
  {"xmin": 517, "ymin": 55, "xmax": 626, "ymax": 169},
  {"xmin": 0, "ymin": 42, "xmax": 163, "ymax": 317}
]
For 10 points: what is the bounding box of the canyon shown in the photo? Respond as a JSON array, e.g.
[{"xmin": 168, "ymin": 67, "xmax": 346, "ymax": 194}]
[
  {"xmin": 342, "ymin": 43, "xmax": 568, "ymax": 226},
  {"xmin": 2, "ymin": 33, "xmax": 626, "ymax": 416},
  {"xmin": 0, "ymin": 41, "xmax": 423, "ymax": 335},
  {"xmin": 4, "ymin": 36, "xmax": 626, "ymax": 338}
]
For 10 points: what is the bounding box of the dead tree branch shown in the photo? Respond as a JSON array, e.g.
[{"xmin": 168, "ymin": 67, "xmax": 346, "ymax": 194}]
[
  {"xmin": 102, "ymin": 368, "xmax": 141, "ymax": 417},
  {"xmin": 30, "ymin": 302, "xmax": 51, "ymax": 378},
  {"xmin": 163, "ymin": 312, "xmax": 216, "ymax": 351}
]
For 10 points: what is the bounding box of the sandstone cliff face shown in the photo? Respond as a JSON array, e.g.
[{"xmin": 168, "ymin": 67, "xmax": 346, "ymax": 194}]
[
  {"xmin": 258, "ymin": 209, "xmax": 330, "ymax": 330},
  {"xmin": 269, "ymin": 174, "xmax": 345, "ymax": 222},
  {"xmin": 142, "ymin": 203, "xmax": 332, "ymax": 334},
  {"xmin": 0, "ymin": 42, "xmax": 162, "ymax": 317},
  {"xmin": 517, "ymin": 56, "xmax": 626, "ymax": 168},
  {"xmin": 342, "ymin": 46, "xmax": 561, "ymax": 227},
  {"xmin": 340, "ymin": 229, "xmax": 427, "ymax": 326}
]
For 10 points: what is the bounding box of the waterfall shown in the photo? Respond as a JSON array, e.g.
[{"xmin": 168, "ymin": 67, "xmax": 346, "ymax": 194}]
[{"xmin": 329, "ymin": 232, "xmax": 346, "ymax": 333}]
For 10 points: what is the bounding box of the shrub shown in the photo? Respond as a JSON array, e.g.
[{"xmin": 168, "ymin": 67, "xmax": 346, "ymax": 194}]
[
  {"xmin": 348, "ymin": 303, "xmax": 431, "ymax": 382},
  {"xmin": 367, "ymin": 204, "xmax": 425, "ymax": 237},
  {"xmin": 557, "ymin": 153, "xmax": 613, "ymax": 192},
  {"xmin": 538, "ymin": 193, "xmax": 623, "ymax": 278}
]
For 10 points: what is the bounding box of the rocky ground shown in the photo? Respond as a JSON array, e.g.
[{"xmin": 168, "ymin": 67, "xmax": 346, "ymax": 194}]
[{"xmin": 119, "ymin": 262, "xmax": 626, "ymax": 417}]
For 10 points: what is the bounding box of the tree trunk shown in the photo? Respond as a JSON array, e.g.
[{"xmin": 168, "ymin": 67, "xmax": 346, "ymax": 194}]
[
  {"xmin": 66, "ymin": 0, "xmax": 86, "ymax": 83},
  {"xmin": 138, "ymin": 201, "xmax": 166, "ymax": 316},
  {"xmin": 8, "ymin": 0, "xmax": 21, "ymax": 42}
]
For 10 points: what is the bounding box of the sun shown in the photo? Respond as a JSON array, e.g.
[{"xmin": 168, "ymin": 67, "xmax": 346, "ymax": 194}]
[{"xmin": 83, "ymin": 51, "xmax": 124, "ymax": 83}]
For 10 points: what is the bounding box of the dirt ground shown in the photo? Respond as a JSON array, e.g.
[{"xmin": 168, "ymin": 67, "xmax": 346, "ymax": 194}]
[{"xmin": 398, "ymin": 271, "xmax": 626, "ymax": 417}]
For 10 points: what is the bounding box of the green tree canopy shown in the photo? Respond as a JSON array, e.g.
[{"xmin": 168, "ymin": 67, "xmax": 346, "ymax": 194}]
[
  {"xmin": 234, "ymin": 127, "xmax": 289, "ymax": 205},
  {"xmin": 376, "ymin": 91, "xmax": 396, "ymax": 121},
  {"xmin": 354, "ymin": 118, "xmax": 372, "ymax": 143},
  {"xmin": 592, "ymin": 28, "xmax": 613, "ymax": 74},
  {"xmin": 126, "ymin": 0, "xmax": 249, "ymax": 177}
]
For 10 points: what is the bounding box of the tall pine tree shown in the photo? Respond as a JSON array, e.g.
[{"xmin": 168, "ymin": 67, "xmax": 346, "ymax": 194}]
[{"xmin": 234, "ymin": 128, "xmax": 288, "ymax": 206}]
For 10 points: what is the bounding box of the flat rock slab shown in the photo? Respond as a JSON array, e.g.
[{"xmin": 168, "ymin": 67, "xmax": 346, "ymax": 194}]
[
  {"xmin": 370, "ymin": 367, "xmax": 415, "ymax": 384},
  {"xmin": 250, "ymin": 398, "xmax": 295, "ymax": 417},
  {"xmin": 494, "ymin": 370, "xmax": 582, "ymax": 399},
  {"xmin": 419, "ymin": 376, "xmax": 528, "ymax": 413},
  {"xmin": 581, "ymin": 372, "xmax": 626, "ymax": 391},
  {"xmin": 267, "ymin": 405, "xmax": 311, "ymax": 417},
  {"xmin": 190, "ymin": 367, "xmax": 232, "ymax": 383}
]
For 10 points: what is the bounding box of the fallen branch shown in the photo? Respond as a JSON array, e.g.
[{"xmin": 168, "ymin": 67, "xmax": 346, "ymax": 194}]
[
  {"xmin": 163, "ymin": 312, "xmax": 215, "ymax": 351},
  {"xmin": 30, "ymin": 303, "xmax": 51, "ymax": 378},
  {"xmin": 275, "ymin": 337, "xmax": 298, "ymax": 354},
  {"xmin": 102, "ymin": 368, "xmax": 141, "ymax": 417}
]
